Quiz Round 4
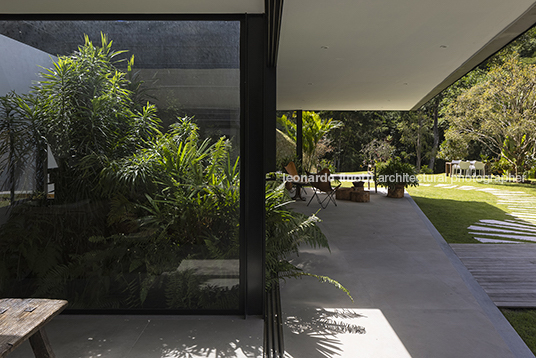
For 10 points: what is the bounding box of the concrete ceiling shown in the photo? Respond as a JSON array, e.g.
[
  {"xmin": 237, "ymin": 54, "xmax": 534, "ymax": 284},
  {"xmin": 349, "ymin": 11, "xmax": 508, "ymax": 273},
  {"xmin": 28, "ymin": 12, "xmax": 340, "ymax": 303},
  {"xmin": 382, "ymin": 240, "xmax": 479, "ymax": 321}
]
[
  {"xmin": 1, "ymin": 0, "xmax": 264, "ymax": 14},
  {"xmin": 277, "ymin": 0, "xmax": 536, "ymax": 111},
  {"xmin": 3, "ymin": 0, "xmax": 536, "ymax": 111}
]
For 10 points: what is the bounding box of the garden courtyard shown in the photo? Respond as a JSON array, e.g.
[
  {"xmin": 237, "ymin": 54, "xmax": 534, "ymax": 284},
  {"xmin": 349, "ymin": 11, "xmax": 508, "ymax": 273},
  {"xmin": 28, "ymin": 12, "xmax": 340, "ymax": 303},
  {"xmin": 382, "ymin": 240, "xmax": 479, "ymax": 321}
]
[{"xmin": 8, "ymin": 179, "xmax": 536, "ymax": 357}]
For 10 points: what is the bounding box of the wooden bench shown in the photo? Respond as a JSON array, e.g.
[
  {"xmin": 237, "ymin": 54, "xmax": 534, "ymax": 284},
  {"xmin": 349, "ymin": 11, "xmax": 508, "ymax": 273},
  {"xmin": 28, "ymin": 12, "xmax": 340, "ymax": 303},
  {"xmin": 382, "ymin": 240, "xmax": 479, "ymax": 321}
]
[{"xmin": 0, "ymin": 298, "xmax": 67, "ymax": 358}]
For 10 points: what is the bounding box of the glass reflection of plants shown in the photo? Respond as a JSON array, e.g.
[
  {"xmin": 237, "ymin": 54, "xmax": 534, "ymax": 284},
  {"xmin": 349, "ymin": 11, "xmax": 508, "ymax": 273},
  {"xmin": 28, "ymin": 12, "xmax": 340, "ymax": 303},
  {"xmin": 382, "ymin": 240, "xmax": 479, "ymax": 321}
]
[{"xmin": 0, "ymin": 34, "xmax": 240, "ymax": 309}]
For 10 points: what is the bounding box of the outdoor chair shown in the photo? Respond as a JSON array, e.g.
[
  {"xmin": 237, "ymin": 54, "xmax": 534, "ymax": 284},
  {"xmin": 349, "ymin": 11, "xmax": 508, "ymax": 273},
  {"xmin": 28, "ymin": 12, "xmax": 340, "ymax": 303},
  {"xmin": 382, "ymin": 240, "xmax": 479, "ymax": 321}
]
[
  {"xmin": 456, "ymin": 161, "xmax": 470, "ymax": 176},
  {"xmin": 307, "ymin": 168, "xmax": 341, "ymax": 209},
  {"xmin": 469, "ymin": 161, "xmax": 476, "ymax": 176},
  {"xmin": 450, "ymin": 160, "xmax": 461, "ymax": 176},
  {"xmin": 284, "ymin": 161, "xmax": 308, "ymax": 200},
  {"xmin": 474, "ymin": 161, "xmax": 485, "ymax": 176}
]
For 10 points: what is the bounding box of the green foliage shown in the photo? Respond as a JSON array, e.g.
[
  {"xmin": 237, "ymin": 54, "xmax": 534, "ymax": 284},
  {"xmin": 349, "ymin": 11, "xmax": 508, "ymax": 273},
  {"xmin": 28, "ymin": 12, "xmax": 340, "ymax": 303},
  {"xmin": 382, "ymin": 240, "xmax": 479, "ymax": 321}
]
[
  {"xmin": 277, "ymin": 111, "xmax": 342, "ymax": 171},
  {"xmin": 362, "ymin": 138, "xmax": 395, "ymax": 166},
  {"xmin": 376, "ymin": 157, "xmax": 419, "ymax": 189},
  {"xmin": 419, "ymin": 165, "xmax": 434, "ymax": 174},
  {"xmin": 29, "ymin": 33, "xmax": 160, "ymax": 203},
  {"xmin": 276, "ymin": 128, "xmax": 297, "ymax": 169},
  {"xmin": 0, "ymin": 34, "xmax": 349, "ymax": 310},
  {"xmin": 101, "ymin": 117, "xmax": 240, "ymax": 258},
  {"xmin": 438, "ymin": 129, "xmax": 470, "ymax": 160},
  {"xmin": 490, "ymin": 157, "xmax": 514, "ymax": 176},
  {"xmin": 165, "ymin": 270, "xmax": 239, "ymax": 310},
  {"xmin": 397, "ymin": 111, "xmax": 432, "ymax": 171},
  {"xmin": 443, "ymin": 55, "xmax": 536, "ymax": 180},
  {"xmin": 264, "ymin": 181, "xmax": 353, "ymax": 301},
  {"xmin": 0, "ymin": 93, "xmax": 43, "ymax": 197}
]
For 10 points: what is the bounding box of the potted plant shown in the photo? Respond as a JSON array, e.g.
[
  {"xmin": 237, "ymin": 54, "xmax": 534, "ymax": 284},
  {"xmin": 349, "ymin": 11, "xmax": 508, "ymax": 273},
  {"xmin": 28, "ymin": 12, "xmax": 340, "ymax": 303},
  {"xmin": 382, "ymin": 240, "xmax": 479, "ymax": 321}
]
[{"xmin": 375, "ymin": 157, "xmax": 419, "ymax": 198}]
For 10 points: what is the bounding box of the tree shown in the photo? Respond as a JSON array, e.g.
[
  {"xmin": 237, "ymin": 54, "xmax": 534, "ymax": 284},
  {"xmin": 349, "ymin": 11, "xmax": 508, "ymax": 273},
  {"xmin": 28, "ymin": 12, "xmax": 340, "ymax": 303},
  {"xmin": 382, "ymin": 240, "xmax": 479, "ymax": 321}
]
[
  {"xmin": 361, "ymin": 138, "xmax": 395, "ymax": 166},
  {"xmin": 324, "ymin": 111, "xmax": 398, "ymax": 172},
  {"xmin": 444, "ymin": 55, "xmax": 536, "ymax": 179},
  {"xmin": 29, "ymin": 33, "xmax": 160, "ymax": 202},
  {"xmin": 397, "ymin": 111, "xmax": 432, "ymax": 171}
]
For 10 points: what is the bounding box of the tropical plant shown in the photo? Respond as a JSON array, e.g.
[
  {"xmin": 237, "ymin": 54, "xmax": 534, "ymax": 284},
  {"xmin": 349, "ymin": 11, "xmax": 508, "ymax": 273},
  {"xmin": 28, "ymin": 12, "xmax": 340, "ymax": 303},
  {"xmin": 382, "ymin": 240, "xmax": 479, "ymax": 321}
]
[
  {"xmin": 278, "ymin": 111, "xmax": 342, "ymax": 172},
  {"xmin": 375, "ymin": 157, "xmax": 419, "ymax": 189},
  {"xmin": 0, "ymin": 93, "xmax": 45, "ymax": 202},
  {"xmin": 265, "ymin": 181, "xmax": 353, "ymax": 301},
  {"xmin": 29, "ymin": 33, "xmax": 160, "ymax": 203}
]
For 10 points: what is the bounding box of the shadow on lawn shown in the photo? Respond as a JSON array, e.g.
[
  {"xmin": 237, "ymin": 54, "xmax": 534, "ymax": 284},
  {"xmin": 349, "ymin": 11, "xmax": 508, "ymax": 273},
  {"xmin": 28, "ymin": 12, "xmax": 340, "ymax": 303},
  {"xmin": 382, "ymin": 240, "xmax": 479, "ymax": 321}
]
[{"xmin": 410, "ymin": 196, "xmax": 511, "ymax": 244}]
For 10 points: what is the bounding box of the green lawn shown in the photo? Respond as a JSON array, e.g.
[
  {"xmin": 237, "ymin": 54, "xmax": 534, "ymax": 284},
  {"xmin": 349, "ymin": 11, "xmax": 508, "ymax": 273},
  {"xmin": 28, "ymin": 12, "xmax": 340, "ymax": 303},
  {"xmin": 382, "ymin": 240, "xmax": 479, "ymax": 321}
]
[
  {"xmin": 407, "ymin": 175, "xmax": 525, "ymax": 243},
  {"xmin": 405, "ymin": 174, "xmax": 536, "ymax": 354},
  {"xmin": 501, "ymin": 308, "xmax": 536, "ymax": 352}
]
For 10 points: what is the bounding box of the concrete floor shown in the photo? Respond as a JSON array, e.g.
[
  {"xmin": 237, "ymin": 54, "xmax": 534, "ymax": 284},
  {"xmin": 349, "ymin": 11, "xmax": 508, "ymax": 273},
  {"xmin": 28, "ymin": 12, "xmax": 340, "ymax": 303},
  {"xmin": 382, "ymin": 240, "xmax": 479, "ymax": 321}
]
[
  {"xmin": 7, "ymin": 189, "xmax": 535, "ymax": 358},
  {"xmin": 282, "ymin": 189, "xmax": 534, "ymax": 358},
  {"xmin": 8, "ymin": 315, "xmax": 264, "ymax": 358}
]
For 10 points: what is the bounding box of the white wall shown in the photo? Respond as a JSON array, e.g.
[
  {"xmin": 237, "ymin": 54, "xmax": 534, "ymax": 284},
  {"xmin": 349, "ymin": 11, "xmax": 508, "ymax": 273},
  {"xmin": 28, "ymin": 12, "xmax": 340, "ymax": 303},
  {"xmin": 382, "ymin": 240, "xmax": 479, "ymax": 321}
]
[
  {"xmin": 0, "ymin": 34, "xmax": 56, "ymax": 96},
  {"xmin": 0, "ymin": 35, "xmax": 57, "ymax": 195}
]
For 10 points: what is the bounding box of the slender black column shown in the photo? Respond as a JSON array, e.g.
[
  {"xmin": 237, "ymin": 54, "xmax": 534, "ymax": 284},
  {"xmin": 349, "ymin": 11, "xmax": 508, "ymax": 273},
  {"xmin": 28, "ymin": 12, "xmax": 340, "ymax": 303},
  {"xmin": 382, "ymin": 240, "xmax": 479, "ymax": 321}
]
[
  {"xmin": 241, "ymin": 14, "xmax": 266, "ymax": 316},
  {"xmin": 264, "ymin": 66, "xmax": 276, "ymax": 172},
  {"xmin": 296, "ymin": 110, "xmax": 303, "ymax": 165}
]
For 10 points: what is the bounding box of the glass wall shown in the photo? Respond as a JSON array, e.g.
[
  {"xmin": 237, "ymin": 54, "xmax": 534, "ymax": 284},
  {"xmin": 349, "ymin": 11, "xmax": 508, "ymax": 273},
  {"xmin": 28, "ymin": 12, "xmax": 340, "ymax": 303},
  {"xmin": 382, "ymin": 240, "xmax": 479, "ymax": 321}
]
[{"xmin": 0, "ymin": 20, "xmax": 241, "ymax": 311}]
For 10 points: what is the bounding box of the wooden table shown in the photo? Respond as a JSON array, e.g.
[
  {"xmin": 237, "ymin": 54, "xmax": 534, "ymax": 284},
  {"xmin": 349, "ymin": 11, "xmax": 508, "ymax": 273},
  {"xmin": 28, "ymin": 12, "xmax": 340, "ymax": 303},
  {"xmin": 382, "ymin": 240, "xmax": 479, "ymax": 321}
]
[
  {"xmin": 445, "ymin": 162, "xmax": 452, "ymax": 176},
  {"xmin": 0, "ymin": 298, "xmax": 67, "ymax": 358}
]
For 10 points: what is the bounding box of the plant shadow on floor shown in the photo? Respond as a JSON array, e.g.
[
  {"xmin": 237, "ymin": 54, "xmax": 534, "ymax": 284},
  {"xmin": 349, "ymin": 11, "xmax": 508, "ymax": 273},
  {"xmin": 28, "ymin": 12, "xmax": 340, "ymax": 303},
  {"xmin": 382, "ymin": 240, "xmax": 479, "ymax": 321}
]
[
  {"xmin": 284, "ymin": 307, "xmax": 366, "ymax": 358},
  {"xmin": 142, "ymin": 320, "xmax": 263, "ymax": 358},
  {"xmin": 410, "ymin": 196, "xmax": 511, "ymax": 244}
]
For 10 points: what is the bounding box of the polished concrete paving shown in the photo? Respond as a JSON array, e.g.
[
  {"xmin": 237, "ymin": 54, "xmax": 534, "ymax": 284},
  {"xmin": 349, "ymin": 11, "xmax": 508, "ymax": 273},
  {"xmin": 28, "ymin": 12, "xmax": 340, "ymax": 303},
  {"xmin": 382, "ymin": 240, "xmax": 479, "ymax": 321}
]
[
  {"xmin": 8, "ymin": 315, "xmax": 264, "ymax": 358},
  {"xmin": 7, "ymin": 189, "xmax": 535, "ymax": 358},
  {"xmin": 282, "ymin": 189, "xmax": 534, "ymax": 357}
]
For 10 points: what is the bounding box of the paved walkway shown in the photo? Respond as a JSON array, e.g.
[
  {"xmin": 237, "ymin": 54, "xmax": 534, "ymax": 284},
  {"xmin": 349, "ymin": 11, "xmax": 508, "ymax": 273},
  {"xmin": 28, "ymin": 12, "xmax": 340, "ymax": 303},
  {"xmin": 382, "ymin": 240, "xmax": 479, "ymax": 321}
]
[{"xmin": 282, "ymin": 189, "xmax": 534, "ymax": 358}]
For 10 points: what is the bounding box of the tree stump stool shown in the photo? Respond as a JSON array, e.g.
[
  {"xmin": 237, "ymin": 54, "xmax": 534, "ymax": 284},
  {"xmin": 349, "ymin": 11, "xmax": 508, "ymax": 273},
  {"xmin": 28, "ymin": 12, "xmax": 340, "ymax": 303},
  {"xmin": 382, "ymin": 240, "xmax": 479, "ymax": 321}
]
[
  {"xmin": 335, "ymin": 187, "xmax": 354, "ymax": 200},
  {"xmin": 350, "ymin": 190, "xmax": 370, "ymax": 202}
]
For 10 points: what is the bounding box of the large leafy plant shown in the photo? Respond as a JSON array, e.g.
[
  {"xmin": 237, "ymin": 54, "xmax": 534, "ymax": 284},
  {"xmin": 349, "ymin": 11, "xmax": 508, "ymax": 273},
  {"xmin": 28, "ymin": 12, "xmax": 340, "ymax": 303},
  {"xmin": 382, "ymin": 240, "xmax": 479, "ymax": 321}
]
[
  {"xmin": 265, "ymin": 181, "xmax": 352, "ymax": 301},
  {"xmin": 278, "ymin": 111, "xmax": 341, "ymax": 172},
  {"xmin": 33, "ymin": 33, "xmax": 160, "ymax": 203}
]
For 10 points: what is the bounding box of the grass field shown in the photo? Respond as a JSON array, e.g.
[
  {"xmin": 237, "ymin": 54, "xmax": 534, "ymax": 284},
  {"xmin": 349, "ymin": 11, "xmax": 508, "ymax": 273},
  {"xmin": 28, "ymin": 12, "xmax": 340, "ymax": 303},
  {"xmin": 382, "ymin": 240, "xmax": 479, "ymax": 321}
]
[{"xmin": 407, "ymin": 175, "xmax": 533, "ymax": 243}]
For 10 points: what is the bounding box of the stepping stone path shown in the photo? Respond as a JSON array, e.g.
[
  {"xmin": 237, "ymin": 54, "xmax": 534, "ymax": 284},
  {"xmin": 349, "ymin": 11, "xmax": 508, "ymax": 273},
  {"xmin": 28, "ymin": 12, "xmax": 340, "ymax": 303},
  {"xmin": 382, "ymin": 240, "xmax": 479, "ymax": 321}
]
[{"xmin": 433, "ymin": 184, "xmax": 536, "ymax": 243}]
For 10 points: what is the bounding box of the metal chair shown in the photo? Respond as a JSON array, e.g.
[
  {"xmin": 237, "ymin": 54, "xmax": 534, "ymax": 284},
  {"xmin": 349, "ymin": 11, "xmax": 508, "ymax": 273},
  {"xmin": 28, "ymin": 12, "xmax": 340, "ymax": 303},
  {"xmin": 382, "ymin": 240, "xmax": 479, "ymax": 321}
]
[{"xmin": 307, "ymin": 168, "xmax": 341, "ymax": 209}]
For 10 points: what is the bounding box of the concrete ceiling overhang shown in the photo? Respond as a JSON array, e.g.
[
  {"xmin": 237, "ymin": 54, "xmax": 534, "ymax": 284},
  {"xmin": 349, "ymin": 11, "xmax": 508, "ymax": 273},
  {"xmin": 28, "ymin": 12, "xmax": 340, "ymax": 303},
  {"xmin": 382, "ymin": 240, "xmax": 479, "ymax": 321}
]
[
  {"xmin": 1, "ymin": 0, "xmax": 264, "ymax": 14},
  {"xmin": 277, "ymin": 0, "xmax": 536, "ymax": 111}
]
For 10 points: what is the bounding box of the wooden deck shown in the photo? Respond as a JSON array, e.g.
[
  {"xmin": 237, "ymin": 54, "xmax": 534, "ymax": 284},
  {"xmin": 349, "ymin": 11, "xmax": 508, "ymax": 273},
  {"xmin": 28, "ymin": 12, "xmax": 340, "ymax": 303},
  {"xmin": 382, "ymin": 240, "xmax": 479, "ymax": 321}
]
[{"xmin": 451, "ymin": 244, "xmax": 536, "ymax": 307}]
